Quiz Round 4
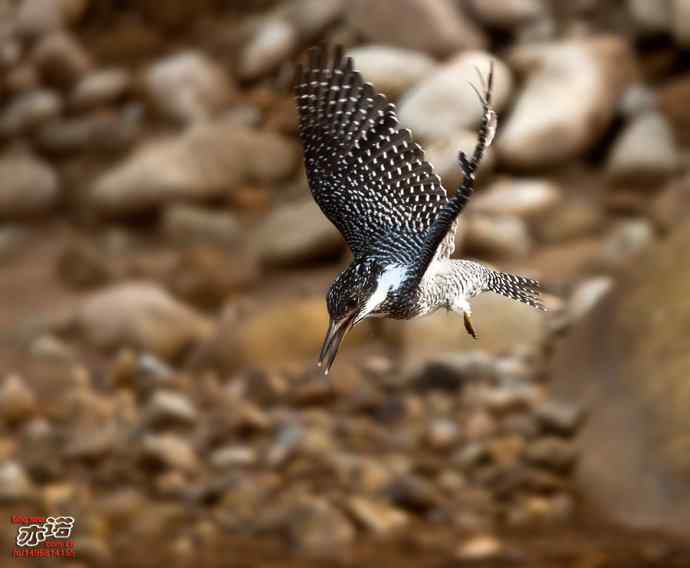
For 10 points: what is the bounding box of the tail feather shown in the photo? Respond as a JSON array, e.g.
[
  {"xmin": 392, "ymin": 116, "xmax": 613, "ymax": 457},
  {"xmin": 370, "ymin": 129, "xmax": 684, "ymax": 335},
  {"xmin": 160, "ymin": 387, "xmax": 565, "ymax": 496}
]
[{"xmin": 487, "ymin": 271, "xmax": 545, "ymax": 310}]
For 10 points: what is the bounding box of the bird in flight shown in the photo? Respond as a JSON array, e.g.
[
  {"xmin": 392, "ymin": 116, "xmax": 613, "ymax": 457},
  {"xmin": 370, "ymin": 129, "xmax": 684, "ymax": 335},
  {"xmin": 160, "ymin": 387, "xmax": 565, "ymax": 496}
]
[{"xmin": 294, "ymin": 46, "xmax": 543, "ymax": 374}]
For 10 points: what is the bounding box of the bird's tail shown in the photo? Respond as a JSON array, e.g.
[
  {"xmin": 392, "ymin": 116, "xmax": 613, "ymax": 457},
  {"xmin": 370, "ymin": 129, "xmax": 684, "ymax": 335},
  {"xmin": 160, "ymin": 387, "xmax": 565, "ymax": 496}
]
[{"xmin": 486, "ymin": 270, "xmax": 545, "ymax": 310}]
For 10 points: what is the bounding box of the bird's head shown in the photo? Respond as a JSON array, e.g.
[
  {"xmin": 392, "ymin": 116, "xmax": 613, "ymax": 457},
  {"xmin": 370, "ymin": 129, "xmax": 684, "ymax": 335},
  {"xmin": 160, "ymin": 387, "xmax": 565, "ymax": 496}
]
[{"xmin": 319, "ymin": 260, "xmax": 407, "ymax": 374}]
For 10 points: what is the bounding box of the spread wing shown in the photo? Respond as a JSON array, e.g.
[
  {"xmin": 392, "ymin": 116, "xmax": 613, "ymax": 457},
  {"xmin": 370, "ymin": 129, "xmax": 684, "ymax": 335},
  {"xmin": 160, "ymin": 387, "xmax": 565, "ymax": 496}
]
[{"xmin": 294, "ymin": 46, "xmax": 458, "ymax": 264}]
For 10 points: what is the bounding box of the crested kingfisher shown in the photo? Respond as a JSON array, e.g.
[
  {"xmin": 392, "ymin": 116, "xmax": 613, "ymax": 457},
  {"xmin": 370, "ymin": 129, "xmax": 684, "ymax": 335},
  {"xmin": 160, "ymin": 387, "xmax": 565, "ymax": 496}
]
[{"xmin": 294, "ymin": 46, "xmax": 544, "ymax": 374}]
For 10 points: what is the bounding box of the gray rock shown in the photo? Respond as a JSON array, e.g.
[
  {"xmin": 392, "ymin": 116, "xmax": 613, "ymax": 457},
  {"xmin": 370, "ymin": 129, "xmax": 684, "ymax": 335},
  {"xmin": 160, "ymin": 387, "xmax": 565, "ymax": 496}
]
[
  {"xmin": 464, "ymin": 214, "xmax": 532, "ymax": 258},
  {"xmin": 607, "ymin": 111, "xmax": 680, "ymax": 181},
  {"xmin": 31, "ymin": 32, "xmax": 91, "ymax": 88},
  {"xmin": 69, "ymin": 68, "xmax": 131, "ymax": 110},
  {"xmin": 0, "ymin": 374, "xmax": 37, "ymax": 424},
  {"xmin": 146, "ymin": 390, "xmax": 198, "ymax": 427},
  {"xmin": 89, "ymin": 123, "xmax": 297, "ymax": 216},
  {"xmin": 0, "ymin": 90, "xmax": 62, "ymax": 137},
  {"xmin": 76, "ymin": 282, "xmax": 214, "ymax": 359},
  {"xmin": 399, "ymin": 51, "xmax": 512, "ymax": 142},
  {"xmin": 468, "ymin": 0, "xmax": 547, "ymax": 29},
  {"xmin": 497, "ymin": 37, "xmax": 635, "ymax": 170},
  {"xmin": 162, "ymin": 204, "xmax": 241, "ymax": 246},
  {"xmin": 347, "ymin": 0, "xmax": 486, "ymax": 57},
  {"xmin": 346, "ymin": 45, "xmax": 436, "ymax": 99},
  {"xmin": 239, "ymin": 19, "xmax": 297, "ymax": 80},
  {"xmin": 0, "ymin": 151, "xmax": 60, "ymax": 218},
  {"xmin": 143, "ymin": 51, "xmax": 235, "ymax": 124},
  {"xmin": 472, "ymin": 178, "xmax": 561, "ymax": 218},
  {"xmin": 140, "ymin": 433, "xmax": 199, "ymax": 473},
  {"xmin": 0, "ymin": 462, "xmax": 34, "ymax": 502},
  {"xmin": 253, "ymin": 199, "xmax": 345, "ymax": 267}
]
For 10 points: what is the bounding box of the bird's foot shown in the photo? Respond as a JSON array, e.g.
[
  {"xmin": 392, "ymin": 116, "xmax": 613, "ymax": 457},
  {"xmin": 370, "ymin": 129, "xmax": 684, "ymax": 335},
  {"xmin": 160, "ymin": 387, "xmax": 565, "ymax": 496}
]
[{"xmin": 464, "ymin": 311, "xmax": 478, "ymax": 340}]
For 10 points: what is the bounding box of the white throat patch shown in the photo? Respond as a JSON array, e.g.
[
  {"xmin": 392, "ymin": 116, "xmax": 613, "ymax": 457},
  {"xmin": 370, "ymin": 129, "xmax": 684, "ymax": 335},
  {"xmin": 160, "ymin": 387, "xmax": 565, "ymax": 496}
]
[{"xmin": 362, "ymin": 265, "xmax": 408, "ymax": 318}]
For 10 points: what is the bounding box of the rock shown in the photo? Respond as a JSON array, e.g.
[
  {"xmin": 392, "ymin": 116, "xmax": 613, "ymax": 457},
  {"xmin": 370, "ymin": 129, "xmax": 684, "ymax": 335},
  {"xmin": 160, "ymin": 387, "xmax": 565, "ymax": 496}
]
[
  {"xmin": 536, "ymin": 199, "xmax": 604, "ymax": 243},
  {"xmin": 64, "ymin": 428, "xmax": 116, "ymax": 460},
  {"xmin": 76, "ymin": 282, "xmax": 214, "ymax": 359},
  {"xmin": 146, "ymin": 390, "xmax": 198, "ymax": 427},
  {"xmin": 282, "ymin": 0, "xmax": 344, "ymax": 39},
  {"xmin": 607, "ymin": 111, "xmax": 680, "ymax": 181},
  {"xmin": 601, "ymin": 219, "xmax": 654, "ymax": 268},
  {"xmin": 399, "ymin": 51, "xmax": 512, "ymax": 142},
  {"xmin": 347, "ymin": 0, "xmax": 485, "ymax": 57},
  {"xmin": 426, "ymin": 418, "xmax": 460, "ymax": 450},
  {"xmin": 140, "ymin": 433, "xmax": 199, "ymax": 473},
  {"xmin": 456, "ymin": 534, "xmax": 505, "ymax": 561},
  {"xmin": 468, "ymin": 0, "xmax": 547, "ymax": 29},
  {"xmin": 488, "ymin": 435, "xmax": 526, "ymax": 467},
  {"xmin": 89, "ymin": 123, "xmax": 297, "ymax": 216},
  {"xmin": 659, "ymin": 74, "xmax": 690, "ymax": 145},
  {"xmin": 0, "ymin": 374, "xmax": 37, "ymax": 424},
  {"xmin": 0, "ymin": 90, "xmax": 62, "ymax": 138},
  {"xmin": 31, "ymin": 32, "xmax": 91, "ymax": 88},
  {"xmin": 0, "ymin": 462, "xmax": 34, "ymax": 502},
  {"xmin": 35, "ymin": 112, "xmax": 139, "ymax": 156},
  {"xmin": 284, "ymin": 497, "xmax": 354, "ymax": 553},
  {"xmin": 389, "ymin": 291, "xmax": 545, "ymax": 360},
  {"xmin": 345, "ymin": 497, "xmax": 408, "ymax": 535},
  {"xmin": 209, "ymin": 296, "xmax": 371, "ymax": 370},
  {"xmin": 29, "ymin": 334, "xmax": 75, "ymax": 362},
  {"xmin": 253, "ymin": 199, "xmax": 345, "ymax": 267},
  {"xmin": 210, "ymin": 445, "xmax": 257, "ymax": 469},
  {"xmin": 0, "ymin": 151, "xmax": 60, "ymax": 219},
  {"xmin": 143, "ymin": 51, "xmax": 235, "ymax": 124},
  {"xmin": 568, "ymin": 276, "xmax": 614, "ymax": 322},
  {"xmin": 404, "ymin": 351, "xmax": 498, "ymax": 392},
  {"xmin": 671, "ymin": 0, "xmax": 690, "ymax": 46},
  {"xmin": 534, "ymin": 399, "xmax": 584, "ymax": 436},
  {"xmin": 239, "ymin": 20, "xmax": 297, "ymax": 81},
  {"xmin": 424, "ymin": 129, "xmax": 496, "ymax": 190},
  {"xmin": 69, "ymin": 68, "xmax": 131, "ymax": 110},
  {"xmin": 497, "ymin": 36, "xmax": 636, "ymax": 170},
  {"xmin": 346, "ymin": 46, "xmax": 436, "ymax": 99},
  {"xmin": 464, "ymin": 214, "xmax": 532, "ymax": 258},
  {"xmin": 472, "ymin": 178, "xmax": 561, "ymax": 218},
  {"xmin": 15, "ymin": 0, "xmax": 64, "ymax": 38},
  {"xmin": 526, "ymin": 437, "xmax": 577, "ymax": 471},
  {"xmin": 627, "ymin": 0, "xmax": 672, "ymax": 35},
  {"xmin": 385, "ymin": 474, "xmax": 443, "ymax": 513},
  {"xmin": 162, "ymin": 204, "xmax": 241, "ymax": 246},
  {"xmin": 653, "ymin": 176, "xmax": 690, "ymax": 231},
  {"xmin": 619, "ymin": 84, "xmax": 658, "ymax": 119},
  {"xmin": 550, "ymin": 218, "xmax": 690, "ymax": 534}
]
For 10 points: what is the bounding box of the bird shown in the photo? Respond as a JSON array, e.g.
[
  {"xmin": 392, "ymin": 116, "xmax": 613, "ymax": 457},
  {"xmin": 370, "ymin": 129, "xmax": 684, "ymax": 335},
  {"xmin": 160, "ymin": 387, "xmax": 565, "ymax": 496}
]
[{"xmin": 294, "ymin": 45, "xmax": 544, "ymax": 375}]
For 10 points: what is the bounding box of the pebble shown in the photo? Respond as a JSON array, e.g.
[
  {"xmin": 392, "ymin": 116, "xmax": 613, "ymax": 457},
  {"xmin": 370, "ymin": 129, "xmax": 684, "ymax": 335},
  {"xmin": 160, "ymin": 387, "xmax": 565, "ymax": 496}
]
[
  {"xmin": 535, "ymin": 399, "xmax": 584, "ymax": 435},
  {"xmin": 345, "ymin": 497, "xmax": 409, "ymax": 535},
  {"xmin": 69, "ymin": 68, "xmax": 131, "ymax": 110},
  {"xmin": 346, "ymin": 45, "xmax": 436, "ymax": 99},
  {"xmin": 162, "ymin": 204, "xmax": 241, "ymax": 246},
  {"xmin": 0, "ymin": 461, "xmax": 34, "ymax": 502},
  {"xmin": 456, "ymin": 534, "xmax": 505, "ymax": 561},
  {"xmin": 284, "ymin": 497, "xmax": 355, "ymax": 553},
  {"xmin": 140, "ymin": 433, "xmax": 200, "ymax": 473},
  {"xmin": 31, "ymin": 32, "xmax": 92, "ymax": 88},
  {"xmin": 536, "ymin": 199, "xmax": 604, "ymax": 243},
  {"xmin": 601, "ymin": 219, "xmax": 655, "ymax": 268},
  {"xmin": 399, "ymin": 51, "xmax": 512, "ymax": 142},
  {"xmin": 0, "ymin": 89, "xmax": 62, "ymax": 137},
  {"xmin": 239, "ymin": 19, "xmax": 297, "ymax": 81},
  {"xmin": 146, "ymin": 390, "xmax": 198, "ymax": 427},
  {"xmin": 469, "ymin": 0, "xmax": 547, "ymax": 29},
  {"xmin": 0, "ymin": 151, "xmax": 60, "ymax": 218},
  {"xmin": 0, "ymin": 374, "xmax": 37, "ymax": 424},
  {"xmin": 143, "ymin": 50, "xmax": 235, "ymax": 124},
  {"xmin": 525, "ymin": 437, "xmax": 577, "ymax": 471},
  {"xmin": 464, "ymin": 214, "xmax": 532, "ymax": 258},
  {"xmin": 210, "ymin": 445, "xmax": 257, "ymax": 469},
  {"xmin": 627, "ymin": 0, "xmax": 671, "ymax": 35},
  {"xmin": 671, "ymin": 0, "xmax": 690, "ymax": 46},
  {"xmin": 568, "ymin": 276, "xmax": 614, "ymax": 322}
]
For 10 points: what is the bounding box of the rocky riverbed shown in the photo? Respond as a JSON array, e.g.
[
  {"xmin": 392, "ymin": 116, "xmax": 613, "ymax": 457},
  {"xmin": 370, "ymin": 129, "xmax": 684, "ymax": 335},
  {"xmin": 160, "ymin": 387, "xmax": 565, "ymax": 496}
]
[{"xmin": 2, "ymin": 1, "xmax": 690, "ymax": 566}]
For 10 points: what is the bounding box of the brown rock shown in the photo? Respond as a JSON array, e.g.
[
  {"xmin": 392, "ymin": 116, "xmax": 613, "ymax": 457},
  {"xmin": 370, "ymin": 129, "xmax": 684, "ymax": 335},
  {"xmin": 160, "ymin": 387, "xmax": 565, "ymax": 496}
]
[
  {"xmin": 140, "ymin": 433, "xmax": 199, "ymax": 473},
  {"xmin": 345, "ymin": 497, "xmax": 408, "ymax": 535},
  {"xmin": 0, "ymin": 151, "xmax": 60, "ymax": 219},
  {"xmin": 0, "ymin": 374, "xmax": 37, "ymax": 424},
  {"xmin": 32, "ymin": 32, "xmax": 92, "ymax": 88},
  {"xmin": 284, "ymin": 496, "xmax": 355, "ymax": 553}
]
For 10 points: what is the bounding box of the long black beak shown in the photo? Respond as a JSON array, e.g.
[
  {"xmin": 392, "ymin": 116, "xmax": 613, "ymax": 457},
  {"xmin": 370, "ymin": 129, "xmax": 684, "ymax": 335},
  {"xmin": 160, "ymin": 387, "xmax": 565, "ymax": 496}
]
[{"xmin": 318, "ymin": 312, "xmax": 357, "ymax": 375}]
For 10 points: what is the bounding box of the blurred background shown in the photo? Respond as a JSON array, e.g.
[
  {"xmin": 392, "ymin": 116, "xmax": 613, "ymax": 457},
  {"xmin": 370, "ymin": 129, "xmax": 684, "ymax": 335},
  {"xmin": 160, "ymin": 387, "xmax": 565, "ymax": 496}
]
[{"xmin": 2, "ymin": 0, "xmax": 690, "ymax": 566}]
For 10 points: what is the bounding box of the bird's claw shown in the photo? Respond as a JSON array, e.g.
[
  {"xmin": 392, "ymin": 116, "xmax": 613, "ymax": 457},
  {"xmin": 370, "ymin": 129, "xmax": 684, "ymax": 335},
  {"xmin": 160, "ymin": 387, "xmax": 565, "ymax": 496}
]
[{"xmin": 464, "ymin": 312, "xmax": 478, "ymax": 340}]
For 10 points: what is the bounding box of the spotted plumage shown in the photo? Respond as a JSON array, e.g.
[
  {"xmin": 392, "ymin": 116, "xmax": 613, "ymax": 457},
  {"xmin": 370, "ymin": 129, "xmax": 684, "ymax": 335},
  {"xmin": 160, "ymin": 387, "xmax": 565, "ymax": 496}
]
[{"xmin": 295, "ymin": 46, "xmax": 544, "ymax": 374}]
